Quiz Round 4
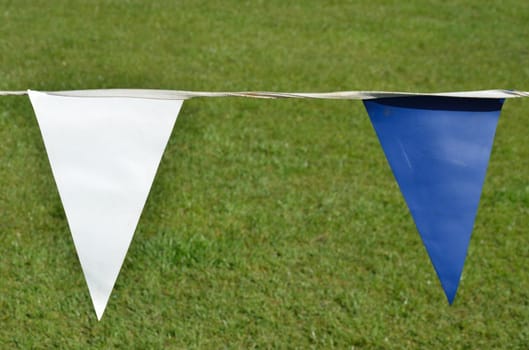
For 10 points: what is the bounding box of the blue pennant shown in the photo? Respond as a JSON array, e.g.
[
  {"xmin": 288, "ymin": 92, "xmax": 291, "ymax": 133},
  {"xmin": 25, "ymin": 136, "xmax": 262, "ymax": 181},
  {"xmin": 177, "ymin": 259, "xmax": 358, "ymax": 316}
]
[{"xmin": 363, "ymin": 96, "xmax": 503, "ymax": 303}]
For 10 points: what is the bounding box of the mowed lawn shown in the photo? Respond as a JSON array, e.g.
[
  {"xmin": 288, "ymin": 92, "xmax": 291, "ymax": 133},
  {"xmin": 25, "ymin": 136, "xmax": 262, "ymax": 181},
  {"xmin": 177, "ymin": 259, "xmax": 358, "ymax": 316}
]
[{"xmin": 1, "ymin": 1, "xmax": 529, "ymax": 348}]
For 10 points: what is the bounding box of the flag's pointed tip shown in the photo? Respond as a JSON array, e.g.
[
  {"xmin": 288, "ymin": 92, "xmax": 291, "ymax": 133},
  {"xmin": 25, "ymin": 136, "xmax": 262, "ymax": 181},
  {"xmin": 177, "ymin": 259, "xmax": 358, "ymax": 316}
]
[
  {"xmin": 94, "ymin": 300, "xmax": 108, "ymax": 320},
  {"xmin": 86, "ymin": 280, "xmax": 113, "ymax": 321},
  {"xmin": 95, "ymin": 307, "xmax": 105, "ymax": 321},
  {"xmin": 425, "ymin": 237, "xmax": 466, "ymax": 306},
  {"xmin": 432, "ymin": 251, "xmax": 464, "ymax": 305},
  {"xmin": 442, "ymin": 284, "xmax": 458, "ymax": 305}
]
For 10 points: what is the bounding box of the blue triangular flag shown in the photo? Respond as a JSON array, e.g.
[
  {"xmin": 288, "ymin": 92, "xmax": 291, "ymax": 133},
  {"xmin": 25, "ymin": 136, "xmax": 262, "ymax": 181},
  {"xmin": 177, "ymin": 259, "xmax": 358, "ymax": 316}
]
[{"xmin": 363, "ymin": 96, "xmax": 503, "ymax": 303}]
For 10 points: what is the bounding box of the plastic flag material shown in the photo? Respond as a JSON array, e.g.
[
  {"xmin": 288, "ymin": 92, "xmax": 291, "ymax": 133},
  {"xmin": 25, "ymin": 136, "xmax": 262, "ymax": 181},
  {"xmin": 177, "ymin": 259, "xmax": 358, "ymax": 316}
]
[
  {"xmin": 364, "ymin": 96, "xmax": 503, "ymax": 303},
  {"xmin": 28, "ymin": 90, "xmax": 183, "ymax": 319}
]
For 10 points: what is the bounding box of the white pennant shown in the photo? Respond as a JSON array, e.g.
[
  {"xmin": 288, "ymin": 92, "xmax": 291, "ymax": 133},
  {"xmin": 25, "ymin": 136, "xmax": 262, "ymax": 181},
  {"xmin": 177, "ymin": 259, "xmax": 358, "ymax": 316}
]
[{"xmin": 28, "ymin": 90, "xmax": 183, "ymax": 320}]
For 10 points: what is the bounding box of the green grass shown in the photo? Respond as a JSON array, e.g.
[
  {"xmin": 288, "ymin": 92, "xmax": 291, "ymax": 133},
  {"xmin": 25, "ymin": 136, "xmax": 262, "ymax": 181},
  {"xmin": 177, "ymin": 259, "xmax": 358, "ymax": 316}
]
[{"xmin": 1, "ymin": 0, "xmax": 529, "ymax": 348}]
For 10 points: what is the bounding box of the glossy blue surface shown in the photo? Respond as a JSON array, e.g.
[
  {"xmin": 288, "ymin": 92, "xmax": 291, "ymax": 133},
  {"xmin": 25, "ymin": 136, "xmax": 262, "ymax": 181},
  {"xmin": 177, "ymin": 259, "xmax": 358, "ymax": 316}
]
[{"xmin": 364, "ymin": 97, "xmax": 503, "ymax": 303}]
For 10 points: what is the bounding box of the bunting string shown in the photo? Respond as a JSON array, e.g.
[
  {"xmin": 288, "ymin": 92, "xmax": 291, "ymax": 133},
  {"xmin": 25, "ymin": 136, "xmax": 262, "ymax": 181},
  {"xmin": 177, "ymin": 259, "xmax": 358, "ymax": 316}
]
[{"xmin": 0, "ymin": 89, "xmax": 528, "ymax": 99}]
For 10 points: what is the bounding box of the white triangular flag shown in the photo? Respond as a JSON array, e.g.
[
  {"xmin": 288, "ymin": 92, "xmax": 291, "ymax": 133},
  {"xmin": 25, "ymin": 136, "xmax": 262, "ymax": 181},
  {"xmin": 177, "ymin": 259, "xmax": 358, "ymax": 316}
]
[{"xmin": 28, "ymin": 90, "xmax": 183, "ymax": 320}]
